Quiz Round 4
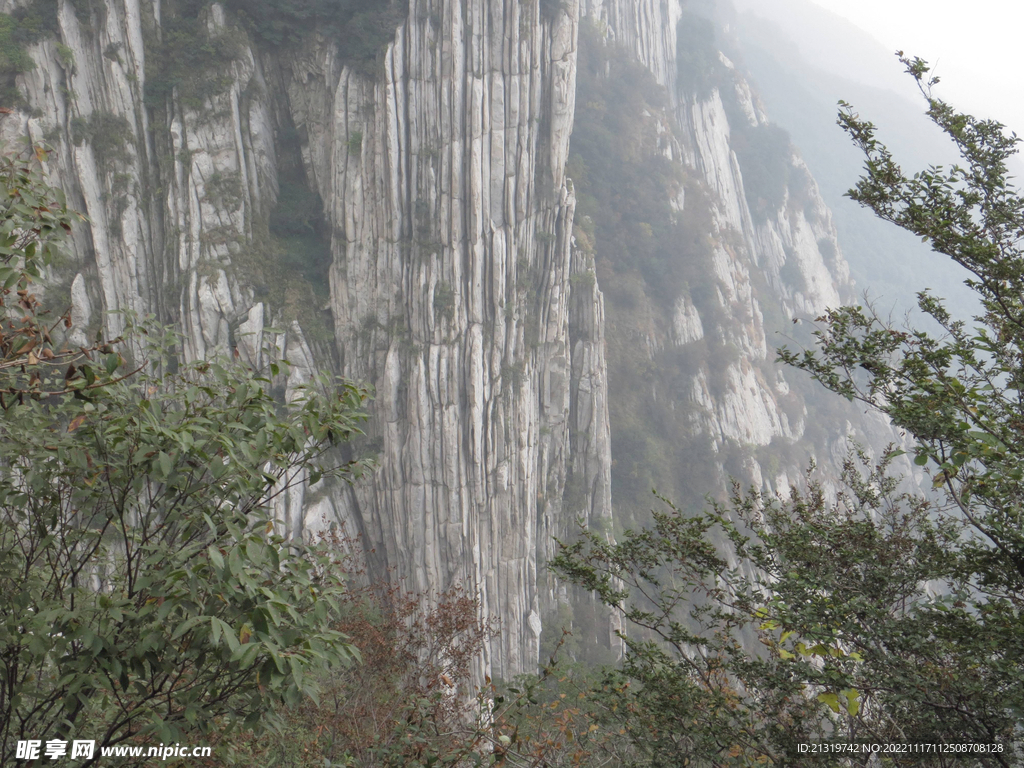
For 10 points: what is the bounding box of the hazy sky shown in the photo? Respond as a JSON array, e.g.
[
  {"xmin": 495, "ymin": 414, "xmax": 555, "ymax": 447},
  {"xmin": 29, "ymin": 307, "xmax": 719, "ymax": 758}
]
[{"xmin": 806, "ymin": 0, "xmax": 1024, "ymax": 134}]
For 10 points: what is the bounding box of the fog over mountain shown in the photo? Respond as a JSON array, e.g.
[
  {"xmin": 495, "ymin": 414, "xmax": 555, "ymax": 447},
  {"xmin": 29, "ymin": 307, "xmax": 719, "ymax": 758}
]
[
  {"xmin": 731, "ymin": 0, "xmax": 978, "ymax": 321},
  {"xmin": 802, "ymin": 0, "xmax": 1024, "ymax": 139}
]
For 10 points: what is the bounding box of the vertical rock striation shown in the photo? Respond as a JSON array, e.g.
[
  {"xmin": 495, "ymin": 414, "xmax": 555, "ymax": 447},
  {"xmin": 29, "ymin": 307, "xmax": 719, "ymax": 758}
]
[
  {"xmin": 0, "ymin": 0, "xmax": 612, "ymax": 679},
  {"xmin": 281, "ymin": 0, "xmax": 599, "ymax": 677}
]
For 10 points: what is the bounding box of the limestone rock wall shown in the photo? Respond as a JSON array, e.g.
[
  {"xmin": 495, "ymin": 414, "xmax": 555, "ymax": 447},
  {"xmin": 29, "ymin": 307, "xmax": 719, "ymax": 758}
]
[
  {"xmin": 282, "ymin": 0, "xmax": 596, "ymax": 677},
  {"xmin": 0, "ymin": 0, "xmax": 608, "ymax": 679}
]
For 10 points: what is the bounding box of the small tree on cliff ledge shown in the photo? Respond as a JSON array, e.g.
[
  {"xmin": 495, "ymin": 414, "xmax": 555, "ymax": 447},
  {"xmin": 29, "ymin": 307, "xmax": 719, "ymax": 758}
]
[{"xmin": 553, "ymin": 56, "xmax": 1024, "ymax": 766}]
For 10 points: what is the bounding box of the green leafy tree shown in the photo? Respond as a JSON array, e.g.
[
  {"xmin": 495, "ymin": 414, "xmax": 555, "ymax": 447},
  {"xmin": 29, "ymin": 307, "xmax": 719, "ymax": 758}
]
[
  {"xmin": 0, "ymin": 145, "xmax": 370, "ymax": 764},
  {"xmin": 553, "ymin": 56, "xmax": 1024, "ymax": 766}
]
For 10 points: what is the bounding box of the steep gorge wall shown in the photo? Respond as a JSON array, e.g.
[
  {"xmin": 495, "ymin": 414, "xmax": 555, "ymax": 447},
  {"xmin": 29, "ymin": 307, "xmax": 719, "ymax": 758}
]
[
  {"xmin": 0, "ymin": 0, "xmax": 611, "ymax": 678},
  {"xmin": 571, "ymin": 0, "xmax": 898, "ymax": 522},
  {"xmin": 288, "ymin": 0, "xmax": 611, "ymax": 676}
]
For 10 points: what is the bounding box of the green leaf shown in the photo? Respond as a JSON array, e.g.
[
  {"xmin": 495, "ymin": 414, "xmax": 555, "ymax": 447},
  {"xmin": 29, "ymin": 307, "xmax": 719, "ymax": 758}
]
[
  {"xmin": 817, "ymin": 692, "xmax": 840, "ymax": 713},
  {"xmin": 233, "ymin": 642, "xmax": 261, "ymax": 669},
  {"xmin": 210, "ymin": 616, "xmax": 223, "ymax": 645},
  {"xmin": 158, "ymin": 451, "xmax": 173, "ymax": 478},
  {"xmin": 841, "ymin": 688, "xmax": 861, "ymax": 717},
  {"xmin": 207, "ymin": 546, "xmax": 224, "ymax": 570}
]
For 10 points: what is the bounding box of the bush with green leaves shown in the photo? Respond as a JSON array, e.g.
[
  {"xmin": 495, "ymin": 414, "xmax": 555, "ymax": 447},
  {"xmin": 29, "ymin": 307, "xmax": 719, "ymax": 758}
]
[
  {"xmin": 0, "ymin": 0, "xmax": 60, "ymax": 108},
  {"xmin": 553, "ymin": 453, "xmax": 997, "ymax": 765},
  {"xmin": 0, "ymin": 144, "xmax": 371, "ymax": 764},
  {"xmin": 676, "ymin": 11, "xmax": 720, "ymax": 99},
  {"xmin": 144, "ymin": 0, "xmax": 244, "ymax": 111}
]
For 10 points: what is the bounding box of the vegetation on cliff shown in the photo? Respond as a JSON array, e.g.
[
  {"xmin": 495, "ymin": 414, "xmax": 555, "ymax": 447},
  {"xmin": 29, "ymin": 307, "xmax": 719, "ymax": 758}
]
[
  {"xmin": 225, "ymin": 0, "xmax": 405, "ymax": 70},
  {"xmin": 566, "ymin": 19, "xmax": 846, "ymax": 540}
]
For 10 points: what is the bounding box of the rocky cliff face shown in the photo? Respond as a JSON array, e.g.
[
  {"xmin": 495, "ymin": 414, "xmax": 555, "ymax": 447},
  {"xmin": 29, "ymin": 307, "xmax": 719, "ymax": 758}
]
[
  {"xmin": 0, "ymin": 0, "xmax": 612, "ymax": 679},
  {"xmin": 576, "ymin": 0, "xmax": 873, "ymax": 510},
  {"xmin": 285, "ymin": 0, "xmax": 609, "ymax": 677},
  {"xmin": 0, "ymin": 0, "xmax": 889, "ymax": 679}
]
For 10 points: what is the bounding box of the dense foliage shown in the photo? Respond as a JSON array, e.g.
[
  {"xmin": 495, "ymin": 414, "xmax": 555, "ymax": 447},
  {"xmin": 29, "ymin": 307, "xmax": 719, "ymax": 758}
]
[
  {"xmin": 213, "ymin": 551, "xmax": 638, "ymax": 767},
  {"xmin": 144, "ymin": 0, "xmax": 245, "ymax": 110},
  {"xmin": 554, "ymin": 453, "xmax": 1008, "ymax": 765},
  {"xmin": 676, "ymin": 10, "xmax": 719, "ymax": 99},
  {"xmin": 0, "ymin": 146, "xmax": 371, "ymax": 764},
  {"xmin": 554, "ymin": 58, "xmax": 1024, "ymax": 766},
  {"xmin": 145, "ymin": 0, "xmax": 403, "ymax": 110}
]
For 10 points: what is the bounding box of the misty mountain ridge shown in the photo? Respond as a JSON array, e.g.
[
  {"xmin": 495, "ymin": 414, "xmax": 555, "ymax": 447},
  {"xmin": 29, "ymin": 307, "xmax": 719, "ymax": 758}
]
[{"xmin": 728, "ymin": 0, "xmax": 981, "ymax": 322}]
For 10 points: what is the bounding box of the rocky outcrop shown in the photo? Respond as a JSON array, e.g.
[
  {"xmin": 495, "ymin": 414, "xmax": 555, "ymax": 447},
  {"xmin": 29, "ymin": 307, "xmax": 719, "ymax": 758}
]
[{"xmin": 283, "ymin": 0, "xmax": 597, "ymax": 677}]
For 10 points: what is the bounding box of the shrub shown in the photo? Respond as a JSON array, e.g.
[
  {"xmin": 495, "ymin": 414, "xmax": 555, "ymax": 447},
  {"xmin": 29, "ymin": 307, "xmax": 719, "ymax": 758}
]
[
  {"xmin": 539, "ymin": 0, "xmax": 569, "ymax": 21},
  {"xmin": 54, "ymin": 41, "xmax": 74, "ymax": 70},
  {"xmin": 432, "ymin": 280, "xmax": 456, "ymax": 323},
  {"xmin": 204, "ymin": 170, "xmax": 244, "ymax": 211},
  {"xmin": 103, "ymin": 41, "xmax": 122, "ymax": 62},
  {"xmin": 0, "ymin": 14, "xmax": 37, "ymax": 108},
  {"xmin": 85, "ymin": 111, "xmax": 133, "ymax": 166},
  {"xmin": 144, "ymin": 0, "xmax": 243, "ymax": 110},
  {"xmin": 676, "ymin": 11, "xmax": 721, "ymax": 99},
  {"xmin": 0, "ymin": 145, "xmax": 371, "ymax": 762},
  {"xmin": 732, "ymin": 122, "xmax": 794, "ymax": 221},
  {"xmin": 213, "ymin": 552, "xmax": 498, "ymax": 767},
  {"xmin": 270, "ymin": 179, "xmax": 322, "ymax": 238},
  {"xmin": 71, "ymin": 111, "xmax": 134, "ymax": 167},
  {"xmin": 67, "ymin": 0, "xmax": 106, "ymax": 32},
  {"xmin": 346, "ymin": 129, "xmax": 363, "ymax": 154},
  {"xmin": 0, "ymin": 0, "xmax": 62, "ymax": 107}
]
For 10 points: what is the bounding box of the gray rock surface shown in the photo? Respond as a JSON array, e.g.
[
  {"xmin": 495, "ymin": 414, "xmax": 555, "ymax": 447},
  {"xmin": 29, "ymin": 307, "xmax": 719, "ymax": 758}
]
[
  {"xmin": 580, "ymin": 0, "xmax": 866, "ymax": 489},
  {"xmin": 0, "ymin": 0, "xmax": 606, "ymax": 679}
]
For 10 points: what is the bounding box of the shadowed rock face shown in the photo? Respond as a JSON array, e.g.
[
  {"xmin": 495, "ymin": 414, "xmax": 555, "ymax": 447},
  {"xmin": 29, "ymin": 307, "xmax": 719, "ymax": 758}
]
[
  {"xmin": 579, "ymin": 0, "xmax": 856, "ymax": 470},
  {"xmin": 0, "ymin": 0, "xmax": 900, "ymax": 680}
]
